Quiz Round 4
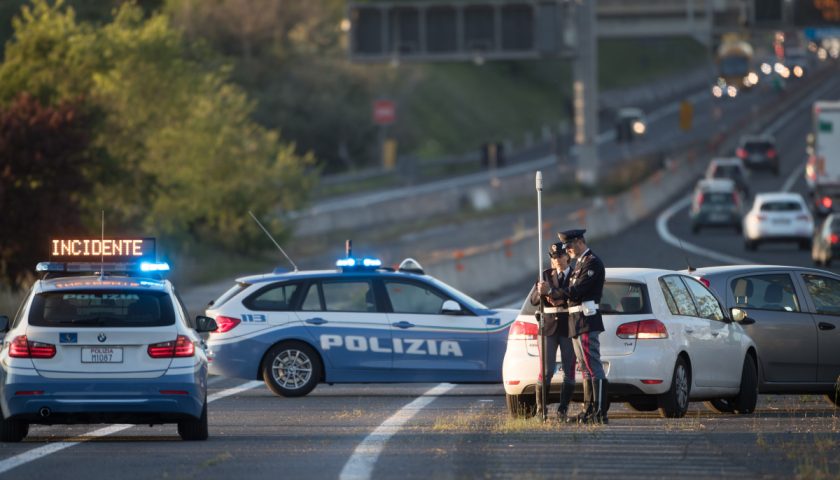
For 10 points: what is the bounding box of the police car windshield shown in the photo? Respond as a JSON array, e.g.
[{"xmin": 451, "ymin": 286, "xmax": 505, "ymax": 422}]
[
  {"xmin": 423, "ymin": 277, "xmax": 487, "ymax": 311},
  {"xmin": 29, "ymin": 290, "xmax": 176, "ymax": 327}
]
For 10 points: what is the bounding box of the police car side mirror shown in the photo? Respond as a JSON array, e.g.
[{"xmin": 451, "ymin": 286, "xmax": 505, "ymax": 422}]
[
  {"xmin": 195, "ymin": 315, "xmax": 218, "ymax": 333},
  {"xmin": 441, "ymin": 300, "xmax": 463, "ymax": 315},
  {"xmin": 0, "ymin": 315, "xmax": 8, "ymax": 332}
]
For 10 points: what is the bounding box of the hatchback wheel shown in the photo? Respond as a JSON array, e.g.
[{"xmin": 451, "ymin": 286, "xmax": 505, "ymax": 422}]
[
  {"xmin": 262, "ymin": 341, "xmax": 321, "ymax": 397},
  {"xmin": 732, "ymin": 356, "xmax": 758, "ymax": 414},
  {"xmin": 505, "ymin": 393, "xmax": 536, "ymax": 418},
  {"xmin": 658, "ymin": 357, "xmax": 690, "ymax": 418}
]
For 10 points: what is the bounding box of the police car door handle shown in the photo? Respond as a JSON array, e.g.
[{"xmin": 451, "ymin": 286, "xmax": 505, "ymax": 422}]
[
  {"xmin": 818, "ymin": 322, "xmax": 835, "ymax": 331},
  {"xmin": 684, "ymin": 328, "xmax": 694, "ymax": 335},
  {"xmin": 305, "ymin": 317, "xmax": 328, "ymax": 325},
  {"xmin": 392, "ymin": 321, "xmax": 415, "ymax": 329}
]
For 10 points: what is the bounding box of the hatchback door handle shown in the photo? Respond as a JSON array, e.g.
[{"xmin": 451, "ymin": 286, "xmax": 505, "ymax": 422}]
[
  {"xmin": 711, "ymin": 331, "xmax": 719, "ymax": 337},
  {"xmin": 819, "ymin": 322, "xmax": 836, "ymax": 331},
  {"xmin": 392, "ymin": 321, "xmax": 415, "ymax": 329},
  {"xmin": 305, "ymin": 317, "xmax": 327, "ymax": 325}
]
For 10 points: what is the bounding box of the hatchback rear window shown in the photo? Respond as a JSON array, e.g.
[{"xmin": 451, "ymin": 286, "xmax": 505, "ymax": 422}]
[
  {"xmin": 760, "ymin": 201, "xmax": 802, "ymax": 212},
  {"xmin": 29, "ymin": 290, "xmax": 176, "ymax": 327},
  {"xmin": 519, "ymin": 282, "xmax": 650, "ymax": 315},
  {"xmin": 703, "ymin": 192, "xmax": 734, "ymax": 205},
  {"xmin": 744, "ymin": 142, "xmax": 772, "ymax": 152},
  {"xmin": 713, "ymin": 165, "xmax": 743, "ymax": 178}
]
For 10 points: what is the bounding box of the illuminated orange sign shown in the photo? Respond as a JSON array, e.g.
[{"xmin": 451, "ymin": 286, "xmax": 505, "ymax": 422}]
[{"xmin": 50, "ymin": 238, "xmax": 155, "ymax": 261}]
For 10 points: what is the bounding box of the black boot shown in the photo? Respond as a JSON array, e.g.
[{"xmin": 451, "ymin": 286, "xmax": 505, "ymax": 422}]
[
  {"xmin": 590, "ymin": 379, "xmax": 610, "ymax": 425},
  {"xmin": 575, "ymin": 379, "xmax": 594, "ymax": 424},
  {"xmin": 556, "ymin": 382, "xmax": 574, "ymax": 422}
]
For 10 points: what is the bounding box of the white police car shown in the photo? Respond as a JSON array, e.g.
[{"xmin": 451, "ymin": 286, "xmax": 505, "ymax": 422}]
[
  {"xmin": 206, "ymin": 257, "xmax": 519, "ymax": 396},
  {"xmin": 0, "ymin": 238, "xmax": 216, "ymax": 442},
  {"xmin": 503, "ymin": 268, "xmax": 759, "ymax": 418}
]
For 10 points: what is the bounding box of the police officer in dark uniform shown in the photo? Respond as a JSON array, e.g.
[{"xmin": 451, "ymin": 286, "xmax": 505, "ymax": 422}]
[
  {"xmin": 532, "ymin": 242, "xmax": 576, "ymax": 421},
  {"xmin": 556, "ymin": 229, "xmax": 609, "ymax": 424}
]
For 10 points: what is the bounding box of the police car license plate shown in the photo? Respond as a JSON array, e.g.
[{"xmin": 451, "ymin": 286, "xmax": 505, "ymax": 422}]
[{"xmin": 81, "ymin": 347, "xmax": 123, "ymax": 363}]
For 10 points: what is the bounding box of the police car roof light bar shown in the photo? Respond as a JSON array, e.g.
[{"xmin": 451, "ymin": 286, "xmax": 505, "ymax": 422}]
[
  {"xmin": 36, "ymin": 262, "xmax": 66, "ymax": 273},
  {"xmin": 336, "ymin": 257, "xmax": 383, "ymax": 271}
]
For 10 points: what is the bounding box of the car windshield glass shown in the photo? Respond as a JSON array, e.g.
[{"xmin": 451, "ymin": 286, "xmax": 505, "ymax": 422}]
[
  {"xmin": 704, "ymin": 192, "xmax": 734, "ymax": 204},
  {"xmin": 30, "ymin": 290, "xmax": 176, "ymax": 327},
  {"xmin": 713, "ymin": 165, "xmax": 742, "ymax": 178},
  {"xmin": 744, "ymin": 142, "xmax": 772, "ymax": 152},
  {"xmin": 760, "ymin": 201, "xmax": 801, "ymax": 212}
]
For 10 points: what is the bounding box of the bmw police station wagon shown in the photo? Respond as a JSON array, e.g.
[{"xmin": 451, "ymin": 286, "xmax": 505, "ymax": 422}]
[
  {"xmin": 0, "ymin": 238, "xmax": 217, "ymax": 442},
  {"xmin": 206, "ymin": 257, "xmax": 519, "ymax": 397}
]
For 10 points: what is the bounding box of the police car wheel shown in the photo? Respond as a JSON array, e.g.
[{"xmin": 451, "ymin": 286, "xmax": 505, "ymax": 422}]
[
  {"xmin": 505, "ymin": 393, "xmax": 536, "ymax": 418},
  {"xmin": 262, "ymin": 342, "xmax": 321, "ymax": 397},
  {"xmin": 178, "ymin": 399, "xmax": 208, "ymax": 441},
  {"xmin": 0, "ymin": 416, "xmax": 28, "ymax": 443},
  {"xmin": 626, "ymin": 397, "xmax": 658, "ymax": 412},
  {"xmin": 658, "ymin": 357, "xmax": 690, "ymax": 418},
  {"xmin": 732, "ymin": 356, "xmax": 758, "ymax": 414}
]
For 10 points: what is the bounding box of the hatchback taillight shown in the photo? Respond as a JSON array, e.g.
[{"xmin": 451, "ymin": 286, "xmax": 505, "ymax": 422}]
[
  {"xmin": 213, "ymin": 316, "xmax": 241, "ymax": 334},
  {"xmin": 8, "ymin": 335, "xmax": 56, "ymax": 359},
  {"xmin": 822, "ymin": 196, "xmax": 833, "ymax": 209},
  {"xmin": 508, "ymin": 319, "xmax": 539, "ymax": 340},
  {"xmin": 148, "ymin": 335, "xmax": 194, "ymax": 358},
  {"xmin": 766, "ymin": 149, "xmax": 777, "ymax": 159},
  {"xmin": 616, "ymin": 319, "xmax": 668, "ymax": 339},
  {"xmin": 736, "ymin": 148, "xmax": 747, "ymax": 159},
  {"xmin": 830, "ymin": 233, "xmax": 839, "ymax": 244}
]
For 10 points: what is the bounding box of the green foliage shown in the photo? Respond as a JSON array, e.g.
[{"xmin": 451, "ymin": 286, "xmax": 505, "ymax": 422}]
[
  {"xmin": 0, "ymin": 93, "xmax": 92, "ymax": 287},
  {"xmin": 0, "ymin": 0, "xmax": 315, "ymax": 262}
]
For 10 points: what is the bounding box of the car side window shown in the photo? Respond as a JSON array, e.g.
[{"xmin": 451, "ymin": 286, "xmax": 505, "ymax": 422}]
[
  {"xmin": 322, "ymin": 280, "xmax": 376, "ymax": 313},
  {"xmin": 384, "ymin": 281, "xmax": 449, "ymax": 314},
  {"xmin": 802, "ymin": 274, "xmax": 840, "ymax": 315},
  {"xmin": 659, "ymin": 276, "xmax": 698, "ymax": 317},
  {"xmin": 730, "ymin": 274, "xmax": 800, "ymax": 312},
  {"xmin": 300, "ymin": 283, "xmax": 323, "ymax": 311},
  {"xmin": 244, "ymin": 282, "xmax": 302, "ymax": 311},
  {"xmin": 682, "ymin": 277, "xmax": 725, "ymax": 321}
]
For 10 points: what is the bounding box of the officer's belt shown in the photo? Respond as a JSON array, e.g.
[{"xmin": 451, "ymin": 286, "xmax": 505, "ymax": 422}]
[
  {"xmin": 543, "ymin": 307, "xmax": 568, "ymax": 314},
  {"xmin": 568, "ymin": 304, "xmax": 599, "ymax": 314}
]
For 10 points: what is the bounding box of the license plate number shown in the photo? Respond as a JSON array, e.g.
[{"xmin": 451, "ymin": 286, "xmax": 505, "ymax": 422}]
[
  {"xmin": 773, "ymin": 219, "xmax": 791, "ymax": 225},
  {"xmin": 81, "ymin": 347, "xmax": 123, "ymax": 363},
  {"xmin": 709, "ymin": 213, "xmax": 728, "ymax": 221}
]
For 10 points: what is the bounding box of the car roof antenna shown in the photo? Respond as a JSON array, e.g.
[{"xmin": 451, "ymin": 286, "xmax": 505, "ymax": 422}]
[
  {"xmin": 248, "ymin": 211, "xmax": 299, "ymax": 272},
  {"xmin": 678, "ymin": 237, "xmax": 695, "ymax": 273}
]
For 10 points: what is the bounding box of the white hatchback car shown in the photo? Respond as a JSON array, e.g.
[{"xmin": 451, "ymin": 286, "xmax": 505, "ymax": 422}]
[
  {"xmin": 743, "ymin": 192, "xmax": 814, "ymax": 251},
  {"xmin": 502, "ymin": 268, "xmax": 759, "ymax": 418}
]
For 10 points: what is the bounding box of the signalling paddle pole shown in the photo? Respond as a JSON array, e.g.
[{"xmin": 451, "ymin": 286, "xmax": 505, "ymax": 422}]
[{"xmin": 536, "ymin": 171, "xmax": 548, "ymax": 422}]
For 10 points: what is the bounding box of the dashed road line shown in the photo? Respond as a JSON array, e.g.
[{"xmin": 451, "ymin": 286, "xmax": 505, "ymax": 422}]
[{"xmin": 0, "ymin": 380, "xmax": 263, "ymax": 475}]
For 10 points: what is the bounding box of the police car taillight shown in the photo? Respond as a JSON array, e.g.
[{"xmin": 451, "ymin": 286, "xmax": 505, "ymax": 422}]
[
  {"xmin": 8, "ymin": 335, "xmax": 56, "ymax": 359},
  {"xmin": 212, "ymin": 316, "xmax": 241, "ymax": 334},
  {"xmin": 508, "ymin": 320, "xmax": 538, "ymax": 340},
  {"xmin": 616, "ymin": 319, "xmax": 668, "ymax": 339},
  {"xmin": 147, "ymin": 335, "xmax": 194, "ymax": 358}
]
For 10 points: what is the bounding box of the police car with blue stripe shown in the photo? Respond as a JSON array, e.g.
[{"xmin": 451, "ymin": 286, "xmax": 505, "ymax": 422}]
[
  {"xmin": 206, "ymin": 256, "xmax": 518, "ymax": 397},
  {"xmin": 0, "ymin": 238, "xmax": 217, "ymax": 442}
]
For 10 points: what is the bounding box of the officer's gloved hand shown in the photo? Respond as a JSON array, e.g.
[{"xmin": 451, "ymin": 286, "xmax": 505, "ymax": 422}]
[{"xmin": 536, "ymin": 281, "xmax": 549, "ymax": 295}]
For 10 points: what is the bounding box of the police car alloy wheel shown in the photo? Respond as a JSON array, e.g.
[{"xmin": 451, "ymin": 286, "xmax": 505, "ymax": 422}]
[
  {"xmin": 0, "ymin": 413, "xmax": 28, "ymax": 443},
  {"xmin": 261, "ymin": 342, "xmax": 322, "ymax": 397},
  {"xmin": 177, "ymin": 398, "xmax": 208, "ymax": 441},
  {"xmin": 658, "ymin": 357, "xmax": 690, "ymax": 418}
]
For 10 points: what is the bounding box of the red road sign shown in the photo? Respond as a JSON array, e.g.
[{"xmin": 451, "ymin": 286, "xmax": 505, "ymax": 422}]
[{"xmin": 373, "ymin": 99, "xmax": 396, "ymax": 125}]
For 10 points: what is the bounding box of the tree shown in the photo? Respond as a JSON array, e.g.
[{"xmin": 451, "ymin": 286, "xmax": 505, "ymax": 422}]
[
  {"xmin": 0, "ymin": 0, "xmax": 316, "ymax": 253},
  {"xmin": 0, "ymin": 93, "xmax": 92, "ymax": 288}
]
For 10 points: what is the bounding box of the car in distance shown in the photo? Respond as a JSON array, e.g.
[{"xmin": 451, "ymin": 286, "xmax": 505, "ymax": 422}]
[
  {"xmin": 689, "ymin": 178, "xmax": 744, "ymax": 233},
  {"xmin": 743, "ymin": 192, "xmax": 814, "ymax": 251},
  {"xmin": 502, "ymin": 268, "xmax": 758, "ymax": 419},
  {"xmin": 206, "ymin": 257, "xmax": 518, "ymax": 397},
  {"xmin": 736, "ymin": 135, "xmax": 780, "ymax": 175},
  {"xmin": 0, "ymin": 242, "xmax": 216, "ymax": 442},
  {"xmin": 705, "ymin": 157, "xmax": 751, "ymax": 197},
  {"xmin": 690, "ymin": 265, "xmax": 840, "ymax": 408},
  {"xmin": 615, "ymin": 107, "xmax": 647, "ymax": 143},
  {"xmin": 812, "ymin": 213, "xmax": 840, "ymax": 267}
]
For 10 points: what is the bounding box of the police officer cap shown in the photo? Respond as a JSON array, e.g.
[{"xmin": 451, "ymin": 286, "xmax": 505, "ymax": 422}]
[
  {"xmin": 557, "ymin": 229, "xmax": 586, "ymax": 244},
  {"xmin": 548, "ymin": 242, "xmax": 566, "ymax": 257}
]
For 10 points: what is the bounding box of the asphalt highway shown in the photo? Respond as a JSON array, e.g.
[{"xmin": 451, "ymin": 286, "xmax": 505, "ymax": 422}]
[{"xmin": 2, "ymin": 75, "xmax": 840, "ymax": 480}]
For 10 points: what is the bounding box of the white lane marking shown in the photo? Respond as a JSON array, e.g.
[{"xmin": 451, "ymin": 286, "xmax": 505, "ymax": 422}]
[
  {"xmin": 655, "ymin": 196, "xmax": 752, "ymax": 265},
  {"xmin": 0, "ymin": 380, "xmax": 263, "ymax": 475},
  {"xmin": 339, "ymin": 383, "xmax": 456, "ymax": 480},
  {"xmin": 207, "ymin": 375, "xmax": 225, "ymax": 386},
  {"xmin": 782, "ymin": 163, "xmax": 806, "ymax": 193}
]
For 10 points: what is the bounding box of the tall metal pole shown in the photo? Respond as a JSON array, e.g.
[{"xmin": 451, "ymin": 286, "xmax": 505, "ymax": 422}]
[
  {"xmin": 572, "ymin": 0, "xmax": 599, "ymax": 187},
  {"xmin": 536, "ymin": 171, "xmax": 548, "ymax": 422}
]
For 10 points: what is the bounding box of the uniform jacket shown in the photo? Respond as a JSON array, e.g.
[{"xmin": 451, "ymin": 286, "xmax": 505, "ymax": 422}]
[
  {"xmin": 560, "ymin": 249, "xmax": 605, "ymax": 336},
  {"xmin": 529, "ymin": 267, "xmax": 571, "ymax": 338}
]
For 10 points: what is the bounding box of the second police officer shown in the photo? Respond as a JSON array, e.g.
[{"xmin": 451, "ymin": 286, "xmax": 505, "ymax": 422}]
[
  {"xmin": 556, "ymin": 229, "xmax": 609, "ymax": 424},
  {"xmin": 533, "ymin": 241, "xmax": 576, "ymax": 421}
]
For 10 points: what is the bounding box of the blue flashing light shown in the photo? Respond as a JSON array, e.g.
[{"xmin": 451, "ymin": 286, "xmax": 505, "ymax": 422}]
[
  {"xmin": 336, "ymin": 258, "xmax": 357, "ymax": 268},
  {"xmin": 139, "ymin": 261, "xmax": 170, "ymax": 272},
  {"xmin": 362, "ymin": 258, "xmax": 382, "ymax": 267},
  {"xmin": 336, "ymin": 257, "xmax": 382, "ymax": 270},
  {"xmin": 36, "ymin": 262, "xmax": 66, "ymax": 273}
]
